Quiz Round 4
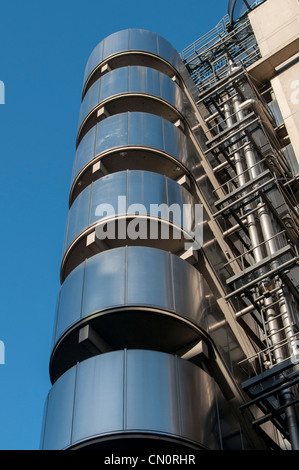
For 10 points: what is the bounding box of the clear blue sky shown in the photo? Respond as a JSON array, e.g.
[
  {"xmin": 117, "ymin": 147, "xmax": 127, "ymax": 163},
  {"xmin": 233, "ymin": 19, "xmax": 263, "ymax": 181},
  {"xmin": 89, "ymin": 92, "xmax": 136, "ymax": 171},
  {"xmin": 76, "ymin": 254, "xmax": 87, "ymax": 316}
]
[{"xmin": 0, "ymin": 0, "xmax": 227, "ymax": 450}]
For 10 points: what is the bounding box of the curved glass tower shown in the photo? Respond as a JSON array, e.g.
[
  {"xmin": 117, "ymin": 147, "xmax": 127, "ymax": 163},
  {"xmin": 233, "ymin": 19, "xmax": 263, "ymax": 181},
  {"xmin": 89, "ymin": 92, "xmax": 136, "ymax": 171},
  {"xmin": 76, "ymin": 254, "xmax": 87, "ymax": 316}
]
[{"xmin": 40, "ymin": 24, "xmax": 299, "ymax": 450}]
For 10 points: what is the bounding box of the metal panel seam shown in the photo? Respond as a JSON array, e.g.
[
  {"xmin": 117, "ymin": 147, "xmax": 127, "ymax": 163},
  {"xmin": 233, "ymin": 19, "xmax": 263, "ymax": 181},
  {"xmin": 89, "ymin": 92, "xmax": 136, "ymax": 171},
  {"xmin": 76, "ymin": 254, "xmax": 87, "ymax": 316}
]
[
  {"xmin": 98, "ymin": 71, "xmax": 101, "ymax": 109},
  {"xmin": 157, "ymin": 34, "xmax": 161, "ymax": 61},
  {"xmin": 53, "ymin": 290, "xmax": 61, "ymax": 349},
  {"xmin": 162, "ymin": 114, "xmax": 166, "ymax": 152},
  {"xmin": 40, "ymin": 394, "xmax": 49, "ymax": 449},
  {"xmin": 93, "ymin": 122, "xmax": 97, "ymax": 160},
  {"xmin": 175, "ymin": 355, "xmax": 183, "ymax": 437},
  {"xmin": 214, "ymin": 381, "xmax": 223, "ymax": 449},
  {"xmin": 123, "ymin": 349, "xmax": 127, "ymax": 431},
  {"xmin": 80, "ymin": 259, "xmax": 87, "ymax": 321},
  {"xmin": 170, "ymin": 248, "xmax": 176, "ymax": 313},
  {"xmin": 125, "ymin": 245, "xmax": 128, "ymax": 306},
  {"xmin": 70, "ymin": 361, "xmax": 79, "ymax": 447},
  {"xmin": 87, "ymin": 180, "xmax": 93, "ymax": 227}
]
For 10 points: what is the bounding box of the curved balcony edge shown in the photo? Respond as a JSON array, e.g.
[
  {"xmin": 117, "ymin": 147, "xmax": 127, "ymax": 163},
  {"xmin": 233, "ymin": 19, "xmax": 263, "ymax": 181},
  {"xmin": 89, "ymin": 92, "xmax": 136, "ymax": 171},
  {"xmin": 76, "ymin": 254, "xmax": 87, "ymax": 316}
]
[
  {"xmin": 82, "ymin": 50, "xmax": 181, "ymax": 100},
  {"xmin": 82, "ymin": 29, "xmax": 186, "ymax": 93},
  {"xmin": 51, "ymin": 245, "xmax": 209, "ymax": 381},
  {"xmin": 41, "ymin": 349, "xmax": 220, "ymax": 450},
  {"xmin": 69, "ymin": 146, "xmax": 198, "ymax": 206},
  {"xmin": 49, "ymin": 305, "xmax": 208, "ymax": 384},
  {"xmin": 67, "ymin": 431, "xmax": 203, "ymax": 451},
  {"xmin": 76, "ymin": 93, "xmax": 188, "ymax": 149},
  {"xmin": 60, "ymin": 215, "xmax": 199, "ymax": 284}
]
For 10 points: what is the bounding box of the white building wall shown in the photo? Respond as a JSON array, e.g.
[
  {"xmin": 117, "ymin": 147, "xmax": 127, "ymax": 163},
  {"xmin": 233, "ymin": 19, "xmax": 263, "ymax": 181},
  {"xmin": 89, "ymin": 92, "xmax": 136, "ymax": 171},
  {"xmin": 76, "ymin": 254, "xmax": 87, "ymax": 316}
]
[{"xmin": 249, "ymin": 0, "xmax": 299, "ymax": 173}]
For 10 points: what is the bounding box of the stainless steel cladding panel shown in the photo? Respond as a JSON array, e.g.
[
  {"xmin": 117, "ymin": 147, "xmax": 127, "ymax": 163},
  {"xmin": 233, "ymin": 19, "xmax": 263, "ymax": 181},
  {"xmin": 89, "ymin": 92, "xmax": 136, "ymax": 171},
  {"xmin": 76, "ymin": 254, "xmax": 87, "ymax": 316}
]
[
  {"xmin": 41, "ymin": 366, "xmax": 76, "ymax": 450},
  {"xmin": 53, "ymin": 246, "xmax": 208, "ymax": 347},
  {"xmin": 127, "ymin": 29, "xmax": 158, "ymax": 55},
  {"xmin": 128, "ymin": 110, "xmax": 164, "ymax": 147},
  {"xmin": 83, "ymin": 29, "xmax": 183, "ymax": 85},
  {"xmin": 100, "ymin": 66, "xmax": 130, "ymax": 102},
  {"xmin": 53, "ymin": 262, "xmax": 85, "ymax": 348},
  {"xmin": 81, "ymin": 247, "xmax": 127, "ymax": 319},
  {"xmin": 72, "ymin": 350, "xmax": 125, "ymax": 441},
  {"xmin": 41, "ymin": 350, "xmax": 219, "ymax": 450},
  {"xmin": 126, "ymin": 246, "xmax": 174, "ymax": 310},
  {"xmin": 64, "ymin": 170, "xmax": 197, "ymax": 254},
  {"xmin": 42, "ymin": 27, "xmax": 242, "ymax": 453},
  {"xmin": 78, "ymin": 66, "xmax": 185, "ymax": 130},
  {"xmin": 63, "ymin": 185, "xmax": 91, "ymax": 252},
  {"xmin": 72, "ymin": 112, "xmax": 197, "ymax": 187}
]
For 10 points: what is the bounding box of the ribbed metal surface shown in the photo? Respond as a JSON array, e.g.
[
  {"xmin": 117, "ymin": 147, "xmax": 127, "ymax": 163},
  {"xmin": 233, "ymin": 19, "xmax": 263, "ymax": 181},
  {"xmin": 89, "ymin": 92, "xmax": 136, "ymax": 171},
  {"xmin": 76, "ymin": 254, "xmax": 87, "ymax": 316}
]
[{"xmin": 42, "ymin": 350, "xmax": 219, "ymax": 450}]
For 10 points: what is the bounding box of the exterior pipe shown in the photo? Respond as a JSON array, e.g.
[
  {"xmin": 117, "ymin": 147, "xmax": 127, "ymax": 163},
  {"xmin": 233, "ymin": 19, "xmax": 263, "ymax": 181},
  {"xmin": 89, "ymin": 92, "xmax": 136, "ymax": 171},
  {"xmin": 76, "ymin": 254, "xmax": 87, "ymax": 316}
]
[
  {"xmin": 224, "ymin": 92, "xmax": 281, "ymax": 358},
  {"xmin": 233, "ymin": 96, "xmax": 284, "ymax": 358},
  {"xmin": 232, "ymin": 92, "xmax": 299, "ymax": 450},
  {"xmin": 223, "ymin": 98, "xmax": 264, "ymax": 266},
  {"xmin": 238, "ymin": 99, "xmax": 292, "ymax": 178},
  {"xmin": 234, "ymin": 96, "xmax": 296, "ymax": 359}
]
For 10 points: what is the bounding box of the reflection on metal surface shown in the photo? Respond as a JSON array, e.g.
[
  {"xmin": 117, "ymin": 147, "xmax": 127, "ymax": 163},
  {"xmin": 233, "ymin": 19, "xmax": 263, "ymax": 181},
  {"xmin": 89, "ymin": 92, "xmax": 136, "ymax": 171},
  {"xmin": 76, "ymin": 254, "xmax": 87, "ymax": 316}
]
[
  {"xmin": 78, "ymin": 66, "xmax": 185, "ymax": 133},
  {"xmin": 42, "ymin": 350, "xmax": 219, "ymax": 450},
  {"xmin": 71, "ymin": 112, "xmax": 199, "ymax": 200},
  {"xmin": 65, "ymin": 170, "xmax": 197, "ymax": 252},
  {"xmin": 83, "ymin": 29, "xmax": 185, "ymax": 94},
  {"xmin": 50, "ymin": 245, "xmax": 209, "ymax": 382},
  {"xmin": 61, "ymin": 170, "xmax": 202, "ymax": 282},
  {"xmin": 42, "ymin": 21, "xmax": 296, "ymax": 451}
]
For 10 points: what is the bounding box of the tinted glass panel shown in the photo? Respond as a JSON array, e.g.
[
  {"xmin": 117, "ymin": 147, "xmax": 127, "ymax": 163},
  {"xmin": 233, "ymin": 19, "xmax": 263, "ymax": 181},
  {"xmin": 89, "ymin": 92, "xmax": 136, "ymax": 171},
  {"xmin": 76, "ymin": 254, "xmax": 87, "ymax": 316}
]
[
  {"xmin": 127, "ymin": 111, "xmax": 143, "ymax": 146},
  {"xmin": 142, "ymin": 112, "xmax": 163, "ymax": 148},
  {"xmin": 163, "ymin": 119, "xmax": 190, "ymax": 165},
  {"xmin": 160, "ymin": 73, "xmax": 182, "ymax": 110},
  {"xmin": 178, "ymin": 357, "xmax": 219, "ymax": 448}
]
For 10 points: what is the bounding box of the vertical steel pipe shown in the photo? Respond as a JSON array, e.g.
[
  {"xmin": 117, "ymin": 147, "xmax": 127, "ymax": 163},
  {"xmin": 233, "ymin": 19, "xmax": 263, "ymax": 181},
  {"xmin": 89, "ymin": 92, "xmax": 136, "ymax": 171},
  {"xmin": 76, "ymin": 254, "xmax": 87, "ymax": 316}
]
[{"xmin": 232, "ymin": 91, "xmax": 299, "ymax": 449}]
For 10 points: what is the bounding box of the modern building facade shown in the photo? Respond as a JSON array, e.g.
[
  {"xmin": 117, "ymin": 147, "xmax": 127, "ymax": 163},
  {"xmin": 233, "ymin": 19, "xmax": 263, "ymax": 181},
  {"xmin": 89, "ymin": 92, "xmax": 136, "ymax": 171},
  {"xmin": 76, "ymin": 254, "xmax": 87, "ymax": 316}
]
[{"xmin": 40, "ymin": 0, "xmax": 299, "ymax": 450}]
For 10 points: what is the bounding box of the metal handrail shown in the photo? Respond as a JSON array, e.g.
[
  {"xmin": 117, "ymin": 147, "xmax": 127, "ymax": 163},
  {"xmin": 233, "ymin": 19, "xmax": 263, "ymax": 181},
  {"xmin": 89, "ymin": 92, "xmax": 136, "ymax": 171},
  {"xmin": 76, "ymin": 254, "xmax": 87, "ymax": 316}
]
[
  {"xmin": 181, "ymin": 16, "xmax": 261, "ymax": 92},
  {"xmin": 238, "ymin": 331, "xmax": 299, "ymax": 377},
  {"xmin": 223, "ymin": 229, "xmax": 290, "ymax": 269}
]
